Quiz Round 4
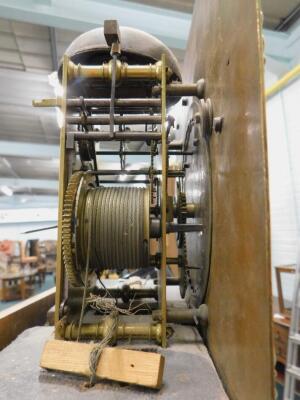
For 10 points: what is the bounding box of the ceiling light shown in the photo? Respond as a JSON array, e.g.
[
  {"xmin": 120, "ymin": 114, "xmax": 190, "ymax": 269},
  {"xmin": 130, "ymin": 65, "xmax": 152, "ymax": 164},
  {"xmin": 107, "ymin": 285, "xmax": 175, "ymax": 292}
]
[
  {"xmin": 56, "ymin": 107, "xmax": 64, "ymax": 129},
  {"xmin": 48, "ymin": 71, "xmax": 63, "ymax": 97}
]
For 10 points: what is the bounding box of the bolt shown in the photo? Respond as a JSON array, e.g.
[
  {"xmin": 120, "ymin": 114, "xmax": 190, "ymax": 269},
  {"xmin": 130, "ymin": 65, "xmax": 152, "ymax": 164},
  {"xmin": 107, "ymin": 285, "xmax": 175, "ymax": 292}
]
[{"xmin": 213, "ymin": 116, "xmax": 224, "ymax": 134}]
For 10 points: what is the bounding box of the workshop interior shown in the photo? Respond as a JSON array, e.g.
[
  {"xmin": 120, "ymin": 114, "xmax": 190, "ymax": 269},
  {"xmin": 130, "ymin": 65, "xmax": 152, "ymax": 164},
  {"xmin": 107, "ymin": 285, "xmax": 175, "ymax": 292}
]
[{"xmin": 0, "ymin": 0, "xmax": 299, "ymax": 399}]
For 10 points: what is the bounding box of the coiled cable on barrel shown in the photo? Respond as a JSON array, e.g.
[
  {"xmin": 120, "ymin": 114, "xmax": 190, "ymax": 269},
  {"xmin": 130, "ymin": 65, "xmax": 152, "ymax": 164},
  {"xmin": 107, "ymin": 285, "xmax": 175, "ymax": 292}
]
[{"xmin": 80, "ymin": 186, "xmax": 148, "ymax": 272}]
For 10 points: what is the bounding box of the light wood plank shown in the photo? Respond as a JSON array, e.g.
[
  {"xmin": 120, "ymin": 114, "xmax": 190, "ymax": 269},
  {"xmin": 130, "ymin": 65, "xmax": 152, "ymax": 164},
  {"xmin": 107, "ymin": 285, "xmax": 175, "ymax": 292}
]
[{"xmin": 40, "ymin": 339, "xmax": 164, "ymax": 389}]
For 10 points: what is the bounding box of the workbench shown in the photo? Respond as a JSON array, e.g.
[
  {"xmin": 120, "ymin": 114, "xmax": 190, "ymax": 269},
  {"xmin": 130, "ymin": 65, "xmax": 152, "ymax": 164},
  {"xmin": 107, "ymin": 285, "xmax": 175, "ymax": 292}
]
[{"xmin": 0, "ymin": 325, "xmax": 228, "ymax": 399}]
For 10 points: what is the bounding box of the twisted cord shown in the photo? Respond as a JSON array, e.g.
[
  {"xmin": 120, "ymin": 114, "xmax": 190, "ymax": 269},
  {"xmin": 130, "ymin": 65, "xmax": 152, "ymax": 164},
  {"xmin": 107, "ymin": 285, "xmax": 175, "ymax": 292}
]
[{"xmin": 88, "ymin": 310, "xmax": 119, "ymax": 386}]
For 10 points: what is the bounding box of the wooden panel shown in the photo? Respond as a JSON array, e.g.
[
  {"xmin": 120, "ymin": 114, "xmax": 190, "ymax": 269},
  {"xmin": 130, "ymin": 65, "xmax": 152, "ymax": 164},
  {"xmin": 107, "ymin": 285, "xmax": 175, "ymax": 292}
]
[
  {"xmin": 41, "ymin": 339, "xmax": 165, "ymax": 389},
  {"xmin": 0, "ymin": 287, "xmax": 55, "ymax": 350},
  {"xmin": 183, "ymin": 1, "xmax": 274, "ymax": 399}
]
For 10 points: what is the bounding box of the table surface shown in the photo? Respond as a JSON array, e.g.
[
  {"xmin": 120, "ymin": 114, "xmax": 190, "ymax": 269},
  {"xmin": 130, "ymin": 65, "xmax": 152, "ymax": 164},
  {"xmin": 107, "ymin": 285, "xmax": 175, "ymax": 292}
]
[
  {"xmin": 0, "ymin": 268, "xmax": 38, "ymax": 280},
  {"xmin": 0, "ymin": 325, "xmax": 228, "ymax": 400}
]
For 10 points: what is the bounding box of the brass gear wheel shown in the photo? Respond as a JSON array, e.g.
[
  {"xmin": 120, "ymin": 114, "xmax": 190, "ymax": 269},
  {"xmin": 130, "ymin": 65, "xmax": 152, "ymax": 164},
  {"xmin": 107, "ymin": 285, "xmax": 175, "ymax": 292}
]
[
  {"xmin": 179, "ymin": 233, "xmax": 188, "ymax": 298},
  {"xmin": 177, "ymin": 191, "xmax": 188, "ymax": 298},
  {"xmin": 177, "ymin": 191, "xmax": 187, "ymax": 247},
  {"xmin": 62, "ymin": 171, "xmax": 85, "ymax": 287}
]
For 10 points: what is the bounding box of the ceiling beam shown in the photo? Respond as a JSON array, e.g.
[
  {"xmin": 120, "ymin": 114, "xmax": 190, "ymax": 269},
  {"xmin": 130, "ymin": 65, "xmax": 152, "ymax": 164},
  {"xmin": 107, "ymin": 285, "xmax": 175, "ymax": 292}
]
[
  {"xmin": 275, "ymin": 4, "xmax": 300, "ymax": 32},
  {"xmin": 49, "ymin": 27, "xmax": 58, "ymax": 70},
  {"xmin": 0, "ymin": 0, "xmax": 191, "ymax": 50},
  {"xmin": 0, "ymin": 0, "xmax": 299, "ymax": 68}
]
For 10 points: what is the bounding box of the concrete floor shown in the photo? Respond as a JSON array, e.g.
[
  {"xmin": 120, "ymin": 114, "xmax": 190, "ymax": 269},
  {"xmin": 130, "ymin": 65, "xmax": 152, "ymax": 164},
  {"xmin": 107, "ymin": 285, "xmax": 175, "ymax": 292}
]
[{"xmin": 0, "ymin": 325, "xmax": 228, "ymax": 399}]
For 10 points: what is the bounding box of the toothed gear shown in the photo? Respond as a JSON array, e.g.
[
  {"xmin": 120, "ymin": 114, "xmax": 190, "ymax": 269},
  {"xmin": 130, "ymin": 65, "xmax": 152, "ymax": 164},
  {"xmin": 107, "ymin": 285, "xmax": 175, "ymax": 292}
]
[
  {"xmin": 177, "ymin": 192, "xmax": 187, "ymax": 247},
  {"xmin": 62, "ymin": 172, "xmax": 85, "ymax": 287},
  {"xmin": 179, "ymin": 233, "xmax": 188, "ymax": 298},
  {"xmin": 177, "ymin": 191, "xmax": 188, "ymax": 298}
]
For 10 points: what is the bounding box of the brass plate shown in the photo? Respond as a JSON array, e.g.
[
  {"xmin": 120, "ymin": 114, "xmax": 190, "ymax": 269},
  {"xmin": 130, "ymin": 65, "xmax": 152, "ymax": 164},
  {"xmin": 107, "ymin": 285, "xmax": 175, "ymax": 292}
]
[{"xmin": 183, "ymin": 1, "xmax": 274, "ymax": 399}]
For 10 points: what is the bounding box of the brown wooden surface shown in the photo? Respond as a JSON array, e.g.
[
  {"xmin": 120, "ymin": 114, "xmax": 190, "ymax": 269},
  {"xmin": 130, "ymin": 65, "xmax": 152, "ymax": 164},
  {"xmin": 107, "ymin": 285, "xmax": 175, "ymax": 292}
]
[
  {"xmin": 273, "ymin": 316, "xmax": 289, "ymax": 365},
  {"xmin": 0, "ymin": 269, "xmax": 39, "ymax": 301},
  {"xmin": 183, "ymin": 1, "xmax": 274, "ymax": 399},
  {"xmin": 41, "ymin": 340, "xmax": 165, "ymax": 389},
  {"xmin": 0, "ymin": 287, "xmax": 55, "ymax": 350}
]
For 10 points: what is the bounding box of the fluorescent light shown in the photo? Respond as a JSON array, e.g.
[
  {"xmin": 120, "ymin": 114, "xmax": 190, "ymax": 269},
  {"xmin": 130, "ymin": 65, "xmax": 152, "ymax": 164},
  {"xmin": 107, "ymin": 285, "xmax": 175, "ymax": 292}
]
[
  {"xmin": 48, "ymin": 71, "xmax": 63, "ymax": 97},
  {"xmin": 48, "ymin": 72, "xmax": 64, "ymax": 128},
  {"xmin": 55, "ymin": 107, "xmax": 64, "ymax": 129},
  {"xmin": 0, "ymin": 185, "xmax": 13, "ymax": 196}
]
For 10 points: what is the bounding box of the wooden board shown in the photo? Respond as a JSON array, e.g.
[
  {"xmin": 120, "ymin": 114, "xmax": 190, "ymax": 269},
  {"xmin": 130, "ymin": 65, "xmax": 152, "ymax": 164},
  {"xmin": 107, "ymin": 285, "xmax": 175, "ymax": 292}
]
[
  {"xmin": 0, "ymin": 287, "xmax": 55, "ymax": 350},
  {"xmin": 41, "ymin": 339, "xmax": 165, "ymax": 389},
  {"xmin": 183, "ymin": 1, "xmax": 274, "ymax": 399}
]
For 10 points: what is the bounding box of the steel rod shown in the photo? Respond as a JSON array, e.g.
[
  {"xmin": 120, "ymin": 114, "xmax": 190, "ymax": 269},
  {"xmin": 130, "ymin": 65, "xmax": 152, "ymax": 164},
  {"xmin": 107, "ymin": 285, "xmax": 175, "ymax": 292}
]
[
  {"xmin": 152, "ymin": 79, "xmax": 205, "ymax": 99},
  {"xmin": 74, "ymin": 98, "xmax": 161, "ymax": 108},
  {"xmin": 90, "ymin": 150, "xmax": 192, "ymax": 156},
  {"xmin": 67, "ymin": 286, "xmax": 158, "ymax": 307},
  {"xmin": 152, "ymin": 307, "xmax": 207, "ymax": 325},
  {"xmin": 150, "ymin": 255, "xmax": 180, "ymax": 266},
  {"xmin": 76, "ymin": 151, "xmax": 190, "ymax": 156},
  {"xmin": 168, "ymin": 140, "xmax": 183, "ymax": 150},
  {"xmin": 67, "ymin": 115, "xmax": 161, "ymax": 125},
  {"xmin": 153, "ymin": 277, "xmax": 180, "ymax": 286},
  {"xmin": 167, "ymin": 223, "xmax": 204, "ymax": 233},
  {"xmin": 150, "ymin": 221, "xmax": 203, "ymax": 237},
  {"xmin": 70, "ymin": 131, "xmax": 161, "ymax": 141},
  {"xmin": 99, "ymin": 180, "xmax": 150, "ymax": 184},
  {"xmin": 86, "ymin": 169, "xmax": 184, "ymax": 177},
  {"xmin": 33, "ymin": 97, "xmax": 162, "ymax": 108}
]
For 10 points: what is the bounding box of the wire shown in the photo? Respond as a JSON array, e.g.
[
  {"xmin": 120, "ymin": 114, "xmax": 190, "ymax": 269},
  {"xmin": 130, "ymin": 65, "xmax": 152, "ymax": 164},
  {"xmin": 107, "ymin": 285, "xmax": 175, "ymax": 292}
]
[
  {"xmin": 77, "ymin": 215, "xmax": 92, "ymax": 341},
  {"xmin": 109, "ymin": 54, "xmax": 117, "ymax": 139}
]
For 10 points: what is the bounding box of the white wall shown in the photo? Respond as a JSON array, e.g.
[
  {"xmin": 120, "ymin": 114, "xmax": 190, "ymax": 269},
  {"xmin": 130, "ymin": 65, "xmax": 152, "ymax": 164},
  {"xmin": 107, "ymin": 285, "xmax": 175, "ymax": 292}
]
[{"xmin": 266, "ymin": 77, "xmax": 300, "ymax": 301}]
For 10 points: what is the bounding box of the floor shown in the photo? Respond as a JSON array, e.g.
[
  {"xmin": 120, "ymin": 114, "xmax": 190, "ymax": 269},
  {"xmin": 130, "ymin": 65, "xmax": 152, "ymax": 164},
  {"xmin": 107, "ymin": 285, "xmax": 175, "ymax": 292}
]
[{"xmin": 0, "ymin": 273, "xmax": 55, "ymax": 312}]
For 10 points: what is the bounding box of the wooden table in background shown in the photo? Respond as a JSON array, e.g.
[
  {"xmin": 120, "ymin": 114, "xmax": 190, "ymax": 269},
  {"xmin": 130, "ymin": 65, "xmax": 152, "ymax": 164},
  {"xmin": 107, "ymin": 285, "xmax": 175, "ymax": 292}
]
[{"xmin": 0, "ymin": 269, "xmax": 38, "ymax": 301}]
